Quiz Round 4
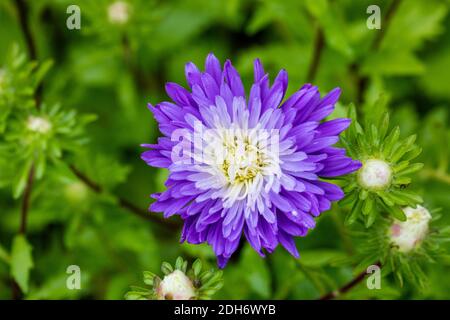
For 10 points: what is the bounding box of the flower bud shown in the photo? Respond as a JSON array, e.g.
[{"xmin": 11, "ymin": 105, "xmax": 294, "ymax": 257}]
[
  {"xmin": 108, "ymin": 1, "xmax": 130, "ymax": 25},
  {"xmin": 27, "ymin": 116, "xmax": 52, "ymax": 134},
  {"xmin": 156, "ymin": 270, "xmax": 195, "ymax": 300},
  {"xmin": 64, "ymin": 182, "xmax": 88, "ymax": 204},
  {"xmin": 390, "ymin": 205, "xmax": 431, "ymax": 252},
  {"xmin": 358, "ymin": 159, "xmax": 392, "ymax": 190}
]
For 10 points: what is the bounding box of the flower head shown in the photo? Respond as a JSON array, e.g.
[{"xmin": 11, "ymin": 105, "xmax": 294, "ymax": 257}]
[
  {"xmin": 156, "ymin": 270, "xmax": 195, "ymax": 300},
  {"xmin": 142, "ymin": 54, "xmax": 360, "ymax": 267},
  {"xmin": 27, "ymin": 116, "xmax": 52, "ymax": 134},
  {"xmin": 339, "ymin": 107, "xmax": 424, "ymax": 227},
  {"xmin": 108, "ymin": 1, "xmax": 130, "ymax": 25},
  {"xmin": 390, "ymin": 205, "xmax": 431, "ymax": 252}
]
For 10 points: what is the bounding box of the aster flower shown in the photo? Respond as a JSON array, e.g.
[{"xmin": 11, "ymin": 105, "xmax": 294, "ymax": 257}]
[{"xmin": 141, "ymin": 53, "xmax": 361, "ymax": 267}]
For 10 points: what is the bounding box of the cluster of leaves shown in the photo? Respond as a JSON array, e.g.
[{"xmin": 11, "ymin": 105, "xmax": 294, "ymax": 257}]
[
  {"xmin": 125, "ymin": 257, "xmax": 224, "ymax": 300},
  {"xmin": 0, "ymin": 46, "xmax": 96, "ymax": 294},
  {"xmin": 3, "ymin": 103, "xmax": 95, "ymax": 199},
  {"xmin": 0, "ymin": 45, "xmax": 51, "ymax": 132}
]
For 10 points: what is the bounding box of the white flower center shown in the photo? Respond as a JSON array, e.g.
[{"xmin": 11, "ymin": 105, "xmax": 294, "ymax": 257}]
[
  {"xmin": 108, "ymin": 1, "xmax": 129, "ymax": 24},
  {"xmin": 358, "ymin": 159, "xmax": 392, "ymax": 190},
  {"xmin": 157, "ymin": 270, "xmax": 195, "ymax": 300},
  {"xmin": 27, "ymin": 116, "xmax": 52, "ymax": 133},
  {"xmin": 389, "ymin": 205, "xmax": 431, "ymax": 252},
  {"xmin": 199, "ymin": 124, "xmax": 281, "ymax": 209}
]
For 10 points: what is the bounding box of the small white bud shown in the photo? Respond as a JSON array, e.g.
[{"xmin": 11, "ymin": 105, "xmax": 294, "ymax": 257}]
[
  {"xmin": 358, "ymin": 159, "xmax": 392, "ymax": 190},
  {"xmin": 27, "ymin": 116, "xmax": 52, "ymax": 134},
  {"xmin": 156, "ymin": 270, "xmax": 195, "ymax": 300},
  {"xmin": 107, "ymin": 1, "xmax": 130, "ymax": 25},
  {"xmin": 390, "ymin": 205, "xmax": 432, "ymax": 253}
]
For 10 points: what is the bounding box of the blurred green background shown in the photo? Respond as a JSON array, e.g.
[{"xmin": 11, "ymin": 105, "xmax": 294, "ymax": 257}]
[{"xmin": 0, "ymin": 0, "xmax": 449, "ymax": 299}]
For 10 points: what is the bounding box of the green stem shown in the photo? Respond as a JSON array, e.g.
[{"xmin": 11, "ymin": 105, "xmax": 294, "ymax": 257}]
[
  {"xmin": 421, "ymin": 168, "xmax": 450, "ymax": 185},
  {"xmin": 319, "ymin": 261, "xmax": 382, "ymax": 300},
  {"xmin": 306, "ymin": 25, "xmax": 324, "ymax": 83},
  {"xmin": 354, "ymin": 0, "xmax": 403, "ymax": 104},
  {"xmin": 69, "ymin": 165, "xmax": 181, "ymax": 231}
]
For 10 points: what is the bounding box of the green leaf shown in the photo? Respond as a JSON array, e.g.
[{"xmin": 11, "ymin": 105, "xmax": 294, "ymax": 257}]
[
  {"xmin": 396, "ymin": 163, "xmax": 424, "ymax": 176},
  {"xmin": 345, "ymin": 199, "xmax": 362, "ymax": 225},
  {"xmin": 382, "ymin": 127, "xmax": 400, "ymax": 158},
  {"xmin": 365, "ymin": 208, "xmax": 378, "ymax": 228},
  {"xmin": 361, "ymin": 50, "xmax": 425, "ymax": 76},
  {"xmin": 175, "ymin": 256, "xmax": 184, "ymax": 270},
  {"xmin": 143, "ymin": 271, "xmax": 156, "ymax": 286},
  {"xmin": 192, "ymin": 259, "xmax": 202, "ymax": 277},
  {"xmin": 300, "ymin": 250, "xmax": 346, "ymax": 267},
  {"xmin": 378, "ymin": 112, "xmax": 390, "ymax": 140},
  {"xmin": 397, "ymin": 190, "xmax": 423, "ymax": 205},
  {"xmin": 0, "ymin": 243, "xmax": 10, "ymax": 264},
  {"xmin": 362, "ymin": 196, "xmax": 374, "ymax": 216},
  {"xmin": 304, "ymin": 0, "xmax": 354, "ymax": 58},
  {"xmin": 161, "ymin": 262, "xmax": 173, "ymax": 275},
  {"xmin": 240, "ymin": 245, "xmax": 271, "ymax": 298},
  {"xmin": 390, "ymin": 135, "xmax": 417, "ymax": 162},
  {"xmin": 381, "ymin": 0, "xmax": 447, "ymax": 52},
  {"xmin": 339, "ymin": 191, "xmax": 358, "ymax": 207},
  {"xmin": 10, "ymin": 234, "xmax": 34, "ymax": 293},
  {"xmin": 13, "ymin": 160, "xmax": 33, "ymax": 199},
  {"xmin": 385, "ymin": 204, "xmax": 407, "ymax": 221}
]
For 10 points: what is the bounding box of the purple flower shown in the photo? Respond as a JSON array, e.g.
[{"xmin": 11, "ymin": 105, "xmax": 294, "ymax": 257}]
[{"xmin": 142, "ymin": 54, "xmax": 361, "ymax": 268}]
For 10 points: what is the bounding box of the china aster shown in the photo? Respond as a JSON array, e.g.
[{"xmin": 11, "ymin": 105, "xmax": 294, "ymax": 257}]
[{"xmin": 142, "ymin": 53, "xmax": 361, "ymax": 268}]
